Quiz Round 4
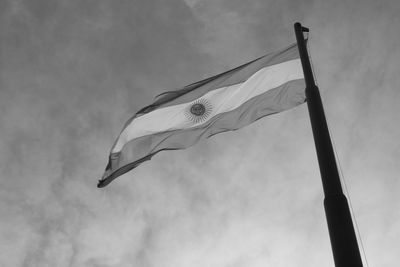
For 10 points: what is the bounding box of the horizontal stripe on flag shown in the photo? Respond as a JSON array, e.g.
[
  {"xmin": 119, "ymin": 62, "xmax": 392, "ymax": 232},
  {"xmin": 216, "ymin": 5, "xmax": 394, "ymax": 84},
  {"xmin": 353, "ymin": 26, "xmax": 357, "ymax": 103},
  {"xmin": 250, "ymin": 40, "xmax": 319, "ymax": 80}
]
[
  {"xmin": 98, "ymin": 79, "xmax": 305, "ymax": 188},
  {"xmin": 149, "ymin": 43, "xmax": 301, "ymax": 110},
  {"xmin": 113, "ymin": 58, "xmax": 303, "ymax": 152}
]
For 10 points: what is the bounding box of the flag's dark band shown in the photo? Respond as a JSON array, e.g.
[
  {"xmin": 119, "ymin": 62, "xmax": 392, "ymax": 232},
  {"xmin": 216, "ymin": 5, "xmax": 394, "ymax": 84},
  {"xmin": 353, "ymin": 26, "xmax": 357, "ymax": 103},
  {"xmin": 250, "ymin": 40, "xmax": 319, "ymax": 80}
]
[{"xmin": 99, "ymin": 79, "xmax": 305, "ymax": 187}]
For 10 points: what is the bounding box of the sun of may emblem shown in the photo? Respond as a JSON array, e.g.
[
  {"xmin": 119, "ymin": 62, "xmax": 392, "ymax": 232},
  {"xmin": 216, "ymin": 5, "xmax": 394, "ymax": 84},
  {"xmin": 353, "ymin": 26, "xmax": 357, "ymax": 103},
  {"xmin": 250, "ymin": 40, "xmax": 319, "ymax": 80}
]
[{"xmin": 185, "ymin": 98, "xmax": 213, "ymax": 124}]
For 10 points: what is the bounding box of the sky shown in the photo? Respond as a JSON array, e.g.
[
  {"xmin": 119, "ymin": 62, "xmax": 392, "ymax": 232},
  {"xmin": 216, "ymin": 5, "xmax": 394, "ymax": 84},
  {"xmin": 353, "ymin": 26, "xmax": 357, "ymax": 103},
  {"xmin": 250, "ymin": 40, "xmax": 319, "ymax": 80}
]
[{"xmin": 1, "ymin": 0, "xmax": 399, "ymax": 266}]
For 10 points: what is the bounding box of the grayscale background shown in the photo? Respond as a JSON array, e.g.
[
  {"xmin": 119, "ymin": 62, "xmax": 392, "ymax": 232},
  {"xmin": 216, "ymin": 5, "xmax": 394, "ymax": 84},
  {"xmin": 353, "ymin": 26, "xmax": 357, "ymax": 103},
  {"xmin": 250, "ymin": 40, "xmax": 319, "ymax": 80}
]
[{"xmin": 1, "ymin": 0, "xmax": 399, "ymax": 266}]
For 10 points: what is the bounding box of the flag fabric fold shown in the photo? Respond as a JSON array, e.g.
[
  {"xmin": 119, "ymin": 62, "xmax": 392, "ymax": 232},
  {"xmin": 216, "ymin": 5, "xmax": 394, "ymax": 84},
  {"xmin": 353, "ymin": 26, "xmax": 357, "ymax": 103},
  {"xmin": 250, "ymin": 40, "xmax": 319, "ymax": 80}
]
[{"xmin": 98, "ymin": 43, "xmax": 305, "ymax": 188}]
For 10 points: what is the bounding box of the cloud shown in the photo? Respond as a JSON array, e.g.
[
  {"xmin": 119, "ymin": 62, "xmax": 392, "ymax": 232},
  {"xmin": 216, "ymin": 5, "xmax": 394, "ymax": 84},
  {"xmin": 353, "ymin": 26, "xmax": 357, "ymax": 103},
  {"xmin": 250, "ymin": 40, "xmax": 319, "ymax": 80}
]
[
  {"xmin": 1, "ymin": 0, "xmax": 400, "ymax": 266},
  {"xmin": 0, "ymin": 0, "xmax": 212, "ymax": 266}
]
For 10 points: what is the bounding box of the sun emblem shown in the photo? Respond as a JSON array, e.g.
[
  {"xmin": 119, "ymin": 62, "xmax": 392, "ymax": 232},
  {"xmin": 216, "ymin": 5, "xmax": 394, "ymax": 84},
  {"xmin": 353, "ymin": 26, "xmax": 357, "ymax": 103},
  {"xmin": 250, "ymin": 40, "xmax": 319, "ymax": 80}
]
[{"xmin": 185, "ymin": 98, "xmax": 213, "ymax": 124}]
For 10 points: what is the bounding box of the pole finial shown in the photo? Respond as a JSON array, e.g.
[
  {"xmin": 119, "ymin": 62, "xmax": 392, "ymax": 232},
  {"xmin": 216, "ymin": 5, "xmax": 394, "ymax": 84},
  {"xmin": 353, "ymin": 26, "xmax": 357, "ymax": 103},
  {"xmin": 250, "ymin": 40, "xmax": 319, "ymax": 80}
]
[{"xmin": 294, "ymin": 22, "xmax": 309, "ymax": 32}]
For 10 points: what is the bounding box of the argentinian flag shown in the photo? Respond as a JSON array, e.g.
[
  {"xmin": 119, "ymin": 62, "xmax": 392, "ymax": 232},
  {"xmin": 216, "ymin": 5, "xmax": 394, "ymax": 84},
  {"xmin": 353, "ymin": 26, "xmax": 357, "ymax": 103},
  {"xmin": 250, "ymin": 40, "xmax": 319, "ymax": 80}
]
[{"xmin": 99, "ymin": 43, "xmax": 305, "ymax": 187}]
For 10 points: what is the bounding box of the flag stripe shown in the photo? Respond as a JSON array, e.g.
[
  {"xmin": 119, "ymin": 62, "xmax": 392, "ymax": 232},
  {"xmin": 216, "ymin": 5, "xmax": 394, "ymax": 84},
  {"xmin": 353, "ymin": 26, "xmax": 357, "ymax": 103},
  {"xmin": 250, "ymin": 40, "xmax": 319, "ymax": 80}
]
[
  {"xmin": 113, "ymin": 58, "xmax": 303, "ymax": 152},
  {"xmin": 99, "ymin": 78, "xmax": 305, "ymax": 187},
  {"xmin": 138, "ymin": 43, "xmax": 300, "ymax": 114}
]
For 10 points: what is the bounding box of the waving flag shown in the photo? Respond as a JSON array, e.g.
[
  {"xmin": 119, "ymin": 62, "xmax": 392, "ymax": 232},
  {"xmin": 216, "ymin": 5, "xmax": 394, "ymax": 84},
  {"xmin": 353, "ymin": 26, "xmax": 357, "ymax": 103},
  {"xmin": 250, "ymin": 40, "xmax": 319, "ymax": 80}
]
[{"xmin": 98, "ymin": 43, "xmax": 305, "ymax": 188}]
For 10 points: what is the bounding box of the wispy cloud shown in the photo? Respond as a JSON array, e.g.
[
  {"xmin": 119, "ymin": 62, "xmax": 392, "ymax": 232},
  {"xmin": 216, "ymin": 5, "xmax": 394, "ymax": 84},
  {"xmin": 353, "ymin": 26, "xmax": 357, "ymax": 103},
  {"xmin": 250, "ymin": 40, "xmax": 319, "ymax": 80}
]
[{"xmin": 1, "ymin": 0, "xmax": 400, "ymax": 266}]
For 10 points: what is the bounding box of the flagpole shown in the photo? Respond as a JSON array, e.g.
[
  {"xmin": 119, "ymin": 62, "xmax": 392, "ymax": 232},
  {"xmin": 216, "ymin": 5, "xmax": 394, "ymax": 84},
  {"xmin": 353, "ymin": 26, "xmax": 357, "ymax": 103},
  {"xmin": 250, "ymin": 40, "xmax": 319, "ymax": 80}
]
[{"xmin": 294, "ymin": 22, "xmax": 363, "ymax": 267}]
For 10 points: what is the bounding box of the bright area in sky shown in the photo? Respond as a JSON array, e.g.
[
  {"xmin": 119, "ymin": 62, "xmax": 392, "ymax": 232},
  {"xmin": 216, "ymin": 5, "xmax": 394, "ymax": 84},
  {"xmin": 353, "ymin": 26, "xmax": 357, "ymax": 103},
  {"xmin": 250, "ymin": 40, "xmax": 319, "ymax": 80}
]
[{"xmin": 1, "ymin": 0, "xmax": 400, "ymax": 266}]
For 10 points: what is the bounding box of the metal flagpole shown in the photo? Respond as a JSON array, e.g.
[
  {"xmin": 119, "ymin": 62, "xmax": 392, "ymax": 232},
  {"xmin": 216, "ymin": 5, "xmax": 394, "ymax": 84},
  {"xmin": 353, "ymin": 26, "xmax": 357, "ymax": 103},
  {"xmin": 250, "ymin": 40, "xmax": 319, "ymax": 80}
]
[{"xmin": 294, "ymin": 22, "xmax": 363, "ymax": 267}]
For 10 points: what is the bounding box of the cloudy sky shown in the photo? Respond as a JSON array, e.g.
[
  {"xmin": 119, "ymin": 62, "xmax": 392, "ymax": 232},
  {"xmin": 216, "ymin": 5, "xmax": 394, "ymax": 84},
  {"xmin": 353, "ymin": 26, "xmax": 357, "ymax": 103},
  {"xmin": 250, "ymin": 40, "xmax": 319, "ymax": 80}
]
[{"xmin": 1, "ymin": 0, "xmax": 399, "ymax": 266}]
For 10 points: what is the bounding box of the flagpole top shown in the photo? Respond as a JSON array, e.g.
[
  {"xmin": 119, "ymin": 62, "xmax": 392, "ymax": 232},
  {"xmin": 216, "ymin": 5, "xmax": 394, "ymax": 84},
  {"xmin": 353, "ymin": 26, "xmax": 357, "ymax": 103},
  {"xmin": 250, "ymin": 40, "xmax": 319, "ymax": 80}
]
[{"xmin": 294, "ymin": 22, "xmax": 309, "ymax": 32}]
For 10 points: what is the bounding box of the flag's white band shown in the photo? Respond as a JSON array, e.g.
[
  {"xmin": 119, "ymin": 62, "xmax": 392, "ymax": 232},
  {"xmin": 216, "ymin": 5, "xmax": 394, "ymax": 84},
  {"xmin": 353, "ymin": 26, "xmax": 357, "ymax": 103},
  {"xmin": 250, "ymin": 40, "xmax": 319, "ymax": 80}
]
[{"xmin": 113, "ymin": 59, "xmax": 303, "ymax": 152}]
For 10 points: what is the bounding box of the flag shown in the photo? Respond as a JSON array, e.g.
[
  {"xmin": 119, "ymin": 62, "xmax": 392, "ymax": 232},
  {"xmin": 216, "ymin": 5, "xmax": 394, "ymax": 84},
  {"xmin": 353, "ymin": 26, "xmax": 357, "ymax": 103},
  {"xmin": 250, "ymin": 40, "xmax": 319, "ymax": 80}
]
[{"xmin": 98, "ymin": 43, "xmax": 305, "ymax": 188}]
